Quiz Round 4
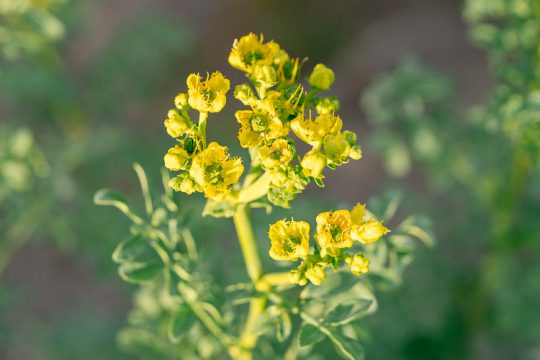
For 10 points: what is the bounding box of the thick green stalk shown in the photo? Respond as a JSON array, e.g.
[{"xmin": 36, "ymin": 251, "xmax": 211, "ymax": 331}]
[
  {"xmin": 237, "ymin": 173, "xmax": 271, "ymax": 204},
  {"xmin": 233, "ymin": 204, "xmax": 265, "ymax": 359}
]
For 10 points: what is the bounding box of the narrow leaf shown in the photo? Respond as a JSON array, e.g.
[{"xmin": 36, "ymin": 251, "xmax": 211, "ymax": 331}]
[{"xmin": 93, "ymin": 188, "xmax": 130, "ymax": 213}]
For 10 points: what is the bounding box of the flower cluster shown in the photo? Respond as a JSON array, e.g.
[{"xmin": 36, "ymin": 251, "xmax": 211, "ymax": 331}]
[
  {"xmin": 268, "ymin": 204, "xmax": 389, "ymax": 285},
  {"xmin": 164, "ymin": 72, "xmax": 244, "ymax": 201},
  {"xmin": 230, "ymin": 33, "xmax": 362, "ymax": 208}
]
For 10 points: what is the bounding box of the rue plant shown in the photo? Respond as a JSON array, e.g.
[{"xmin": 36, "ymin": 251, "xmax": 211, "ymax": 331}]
[{"xmin": 95, "ymin": 34, "xmax": 432, "ymax": 359}]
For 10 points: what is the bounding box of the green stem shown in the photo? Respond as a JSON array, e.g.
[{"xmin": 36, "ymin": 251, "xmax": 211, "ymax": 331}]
[
  {"xmin": 259, "ymin": 272, "xmax": 291, "ymax": 288},
  {"xmin": 233, "ymin": 205, "xmax": 263, "ymax": 282},
  {"xmin": 199, "ymin": 112, "xmax": 208, "ymax": 147},
  {"xmin": 237, "ymin": 173, "xmax": 271, "ymax": 204},
  {"xmin": 233, "ymin": 204, "xmax": 265, "ymax": 359},
  {"xmin": 179, "ymin": 283, "xmax": 236, "ymax": 355}
]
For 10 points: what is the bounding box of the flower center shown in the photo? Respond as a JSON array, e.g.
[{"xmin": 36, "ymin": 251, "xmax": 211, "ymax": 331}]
[
  {"xmin": 205, "ymin": 164, "xmax": 223, "ymax": 185},
  {"xmin": 270, "ymin": 150, "xmax": 282, "ymax": 160},
  {"xmin": 284, "ymin": 236, "xmax": 301, "ymax": 253},
  {"xmin": 244, "ymin": 50, "xmax": 264, "ymax": 66},
  {"xmin": 201, "ymin": 87, "xmax": 217, "ymax": 104},
  {"xmin": 329, "ymin": 225, "xmax": 342, "ymax": 242},
  {"xmin": 250, "ymin": 114, "xmax": 268, "ymax": 133}
]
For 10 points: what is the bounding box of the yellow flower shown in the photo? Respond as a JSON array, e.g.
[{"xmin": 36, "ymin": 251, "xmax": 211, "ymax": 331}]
[
  {"xmin": 343, "ymin": 130, "xmax": 362, "ymax": 160},
  {"xmin": 189, "ymin": 142, "xmax": 244, "ymax": 200},
  {"xmin": 289, "ymin": 269, "xmax": 307, "ymax": 286},
  {"xmin": 291, "ymin": 113, "xmax": 342, "ymax": 145},
  {"xmin": 267, "ymin": 168, "xmax": 309, "ymax": 208},
  {"xmin": 234, "ymin": 84, "xmax": 255, "ymax": 105},
  {"xmin": 169, "ymin": 172, "xmax": 201, "ymax": 194},
  {"xmin": 228, "ymin": 33, "xmax": 280, "ymax": 73},
  {"xmin": 316, "ymin": 209, "xmax": 353, "ymax": 256},
  {"xmin": 350, "ymin": 203, "xmax": 366, "ymax": 224},
  {"xmin": 164, "ymin": 145, "xmax": 190, "ymax": 171},
  {"xmin": 174, "ymin": 93, "xmax": 189, "ymax": 110},
  {"xmin": 187, "ymin": 72, "xmax": 230, "ymax": 113},
  {"xmin": 303, "ymin": 257, "xmax": 327, "ymax": 285},
  {"xmin": 315, "ymin": 97, "xmax": 340, "ymax": 115},
  {"xmin": 268, "ymin": 219, "xmax": 310, "ymax": 261},
  {"xmin": 354, "ymin": 220, "xmax": 389, "ymax": 244},
  {"xmin": 308, "ymin": 64, "xmax": 335, "ymax": 90},
  {"xmin": 346, "ymin": 254, "xmax": 370, "ymax": 275},
  {"xmin": 350, "ymin": 203, "xmax": 389, "ymax": 244},
  {"xmin": 236, "ymin": 110, "xmax": 288, "ymax": 148},
  {"xmin": 252, "ymin": 64, "xmax": 277, "ymax": 88},
  {"xmin": 323, "ymin": 133, "xmax": 351, "ymax": 165},
  {"xmin": 258, "ymin": 138, "xmax": 294, "ymax": 170},
  {"xmin": 164, "ymin": 109, "xmax": 192, "ymax": 138},
  {"xmin": 301, "ymin": 150, "xmax": 327, "ymax": 178}
]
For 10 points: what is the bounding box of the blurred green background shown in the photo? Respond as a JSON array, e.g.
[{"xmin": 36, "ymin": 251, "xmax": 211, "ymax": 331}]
[{"xmin": 1, "ymin": 0, "xmax": 539, "ymax": 359}]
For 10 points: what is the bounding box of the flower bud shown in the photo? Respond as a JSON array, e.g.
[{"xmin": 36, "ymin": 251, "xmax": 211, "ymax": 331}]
[
  {"xmin": 289, "ymin": 269, "xmax": 307, "ymax": 286},
  {"xmin": 347, "ymin": 254, "xmax": 370, "ymax": 275},
  {"xmin": 253, "ymin": 64, "xmax": 277, "ymax": 88},
  {"xmin": 234, "ymin": 84, "xmax": 255, "ymax": 105},
  {"xmin": 308, "ymin": 63, "xmax": 335, "ymax": 90},
  {"xmin": 353, "ymin": 220, "xmax": 389, "ymax": 244},
  {"xmin": 174, "ymin": 93, "xmax": 189, "ymax": 110},
  {"xmin": 323, "ymin": 133, "xmax": 351, "ymax": 165},
  {"xmin": 342, "ymin": 131, "xmax": 362, "ymax": 160},
  {"xmin": 316, "ymin": 97, "xmax": 340, "ymax": 114},
  {"xmin": 301, "ymin": 151, "xmax": 327, "ymax": 178},
  {"xmin": 169, "ymin": 172, "xmax": 199, "ymax": 194},
  {"xmin": 304, "ymin": 262, "xmax": 326, "ymax": 286},
  {"xmin": 164, "ymin": 145, "xmax": 190, "ymax": 171},
  {"xmin": 164, "ymin": 109, "xmax": 192, "ymax": 138}
]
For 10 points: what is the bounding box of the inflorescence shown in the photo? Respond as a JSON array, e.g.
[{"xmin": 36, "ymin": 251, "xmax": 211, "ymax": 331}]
[{"xmin": 162, "ymin": 33, "xmax": 389, "ymax": 285}]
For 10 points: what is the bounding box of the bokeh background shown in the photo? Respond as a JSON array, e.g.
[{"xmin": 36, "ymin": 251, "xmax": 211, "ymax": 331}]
[{"xmin": 2, "ymin": 0, "xmax": 539, "ymax": 359}]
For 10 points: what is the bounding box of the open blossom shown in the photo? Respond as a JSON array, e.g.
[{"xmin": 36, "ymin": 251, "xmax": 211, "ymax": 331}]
[
  {"xmin": 187, "ymin": 72, "xmax": 230, "ymax": 113},
  {"xmin": 236, "ymin": 110, "xmax": 289, "ymax": 148},
  {"xmin": 268, "ymin": 219, "xmax": 310, "ymax": 261},
  {"xmin": 291, "ymin": 113, "xmax": 343, "ymax": 146},
  {"xmin": 258, "ymin": 138, "xmax": 295, "ymax": 170},
  {"xmin": 189, "ymin": 142, "xmax": 243, "ymax": 200},
  {"xmin": 228, "ymin": 33, "xmax": 281, "ymax": 73},
  {"xmin": 316, "ymin": 209, "xmax": 353, "ymax": 256}
]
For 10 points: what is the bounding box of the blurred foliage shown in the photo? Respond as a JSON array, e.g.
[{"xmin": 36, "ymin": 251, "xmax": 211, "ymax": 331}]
[
  {"xmin": 96, "ymin": 166, "xmax": 432, "ymax": 359},
  {"xmin": 361, "ymin": 0, "xmax": 540, "ymax": 357},
  {"xmin": 0, "ymin": 0, "xmax": 66, "ymax": 60},
  {"xmin": 0, "ymin": 1, "xmax": 195, "ymax": 358}
]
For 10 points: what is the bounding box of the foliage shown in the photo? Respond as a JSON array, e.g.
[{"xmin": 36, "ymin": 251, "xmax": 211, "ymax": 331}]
[
  {"xmin": 96, "ymin": 165, "xmax": 431, "ymax": 359},
  {"xmin": 360, "ymin": 0, "xmax": 540, "ymax": 356},
  {"xmin": 0, "ymin": 0, "xmax": 66, "ymax": 60}
]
